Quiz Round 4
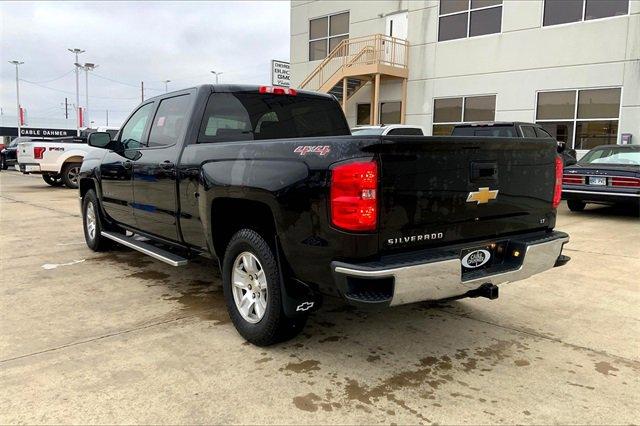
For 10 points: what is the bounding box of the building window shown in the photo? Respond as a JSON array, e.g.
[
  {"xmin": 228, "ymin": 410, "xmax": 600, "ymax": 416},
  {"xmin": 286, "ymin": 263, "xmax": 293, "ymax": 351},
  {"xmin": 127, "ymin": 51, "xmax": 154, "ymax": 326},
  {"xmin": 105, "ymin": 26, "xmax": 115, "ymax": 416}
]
[
  {"xmin": 357, "ymin": 104, "xmax": 371, "ymax": 125},
  {"xmin": 438, "ymin": 0, "xmax": 502, "ymax": 42},
  {"xmin": 380, "ymin": 102, "xmax": 402, "ymax": 124},
  {"xmin": 309, "ymin": 12, "xmax": 349, "ymax": 61},
  {"xmin": 543, "ymin": 0, "xmax": 628, "ymax": 27},
  {"xmin": 355, "ymin": 102, "xmax": 402, "ymax": 125},
  {"xmin": 536, "ymin": 88, "xmax": 621, "ymax": 150},
  {"xmin": 432, "ymin": 95, "xmax": 496, "ymax": 135}
]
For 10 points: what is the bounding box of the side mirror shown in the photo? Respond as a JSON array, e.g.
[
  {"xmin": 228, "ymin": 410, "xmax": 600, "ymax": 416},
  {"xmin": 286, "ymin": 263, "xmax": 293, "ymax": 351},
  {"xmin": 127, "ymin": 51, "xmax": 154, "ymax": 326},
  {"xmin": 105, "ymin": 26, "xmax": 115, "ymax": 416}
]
[
  {"xmin": 88, "ymin": 132, "xmax": 112, "ymax": 148},
  {"xmin": 556, "ymin": 141, "xmax": 566, "ymax": 153}
]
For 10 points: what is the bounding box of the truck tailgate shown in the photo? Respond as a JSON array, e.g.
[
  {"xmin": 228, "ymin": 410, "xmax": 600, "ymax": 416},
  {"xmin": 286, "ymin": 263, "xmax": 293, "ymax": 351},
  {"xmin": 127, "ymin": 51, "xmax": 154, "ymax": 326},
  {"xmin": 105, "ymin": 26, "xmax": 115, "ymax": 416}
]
[
  {"xmin": 17, "ymin": 142, "xmax": 35, "ymax": 163},
  {"xmin": 377, "ymin": 137, "xmax": 558, "ymax": 253}
]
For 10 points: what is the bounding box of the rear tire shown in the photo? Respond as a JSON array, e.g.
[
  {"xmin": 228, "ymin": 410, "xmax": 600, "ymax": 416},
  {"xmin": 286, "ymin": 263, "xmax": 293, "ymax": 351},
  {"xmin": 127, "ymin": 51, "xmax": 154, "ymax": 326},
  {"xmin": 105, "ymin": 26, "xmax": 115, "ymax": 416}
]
[
  {"xmin": 61, "ymin": 162, "xmax": 82, "ymax": 189},
  {"xmin": 82, "ymin": 189, "xmax": 111, "ymax": 252},
  {"xmin": 0, "ymin": 156, "xmax": 7, "ymax": 170},
  {"xmin": 42, "ymin": 173, "xmax": 64, "ymax": 187},
  {"xmin": 567, "ymin": 200, "xmax": 586, "ymax": 212},
  {"xmin": 222, "ymin": 228, "xmax": 307, "ymax": 346}
]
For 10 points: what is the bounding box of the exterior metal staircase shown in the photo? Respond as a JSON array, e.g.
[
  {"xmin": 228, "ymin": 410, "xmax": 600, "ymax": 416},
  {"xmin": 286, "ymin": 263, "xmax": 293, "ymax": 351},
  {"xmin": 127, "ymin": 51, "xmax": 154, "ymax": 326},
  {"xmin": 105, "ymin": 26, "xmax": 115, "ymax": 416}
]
[
  {"xmin": 327, "ymin": 78, "xmax": 367, "ymax": 104},
  {"xmin": 299, "ymin": 34, "xmax": 409, "ymax": 124}
]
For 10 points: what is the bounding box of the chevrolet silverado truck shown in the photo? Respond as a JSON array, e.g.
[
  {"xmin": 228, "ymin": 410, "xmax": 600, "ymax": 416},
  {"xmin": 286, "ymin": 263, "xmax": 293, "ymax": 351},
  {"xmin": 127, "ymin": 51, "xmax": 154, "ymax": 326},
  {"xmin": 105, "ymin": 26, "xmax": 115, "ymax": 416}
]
[{"xmin": 79, "ymin": 84, "xmax": 570, "ymax": 346}]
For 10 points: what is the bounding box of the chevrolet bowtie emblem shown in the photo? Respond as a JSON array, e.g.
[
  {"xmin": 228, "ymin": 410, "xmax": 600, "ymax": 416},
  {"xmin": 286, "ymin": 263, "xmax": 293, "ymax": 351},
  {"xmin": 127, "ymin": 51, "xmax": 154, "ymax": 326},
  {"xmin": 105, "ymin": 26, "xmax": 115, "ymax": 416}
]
[{"xmin": 467, "ymin": 187, "xmax": 499, "ymax": 204}]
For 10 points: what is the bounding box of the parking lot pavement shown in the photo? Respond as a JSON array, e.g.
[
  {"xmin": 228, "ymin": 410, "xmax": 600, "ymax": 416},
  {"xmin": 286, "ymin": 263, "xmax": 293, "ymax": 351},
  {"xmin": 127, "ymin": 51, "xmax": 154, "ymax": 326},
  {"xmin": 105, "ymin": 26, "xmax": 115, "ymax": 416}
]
[{"xmin": 1, "ymin": 170, "xmax": 639, "ymax": 424}]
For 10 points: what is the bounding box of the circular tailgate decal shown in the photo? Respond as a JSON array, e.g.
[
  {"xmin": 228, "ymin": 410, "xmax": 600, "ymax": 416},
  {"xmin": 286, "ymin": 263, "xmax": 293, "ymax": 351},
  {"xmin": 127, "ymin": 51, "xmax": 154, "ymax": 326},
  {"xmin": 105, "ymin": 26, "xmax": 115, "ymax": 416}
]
[{"xmin": 462, "ymin": 249, "xmax": 491, "ymax": 269}]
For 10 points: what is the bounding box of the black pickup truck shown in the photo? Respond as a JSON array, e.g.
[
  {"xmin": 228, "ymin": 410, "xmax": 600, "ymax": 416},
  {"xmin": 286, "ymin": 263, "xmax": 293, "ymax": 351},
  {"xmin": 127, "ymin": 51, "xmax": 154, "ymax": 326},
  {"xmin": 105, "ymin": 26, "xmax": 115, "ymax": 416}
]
[{"xmin": 79, "ymin": 84, "xmax": 569, "ymax": 345}]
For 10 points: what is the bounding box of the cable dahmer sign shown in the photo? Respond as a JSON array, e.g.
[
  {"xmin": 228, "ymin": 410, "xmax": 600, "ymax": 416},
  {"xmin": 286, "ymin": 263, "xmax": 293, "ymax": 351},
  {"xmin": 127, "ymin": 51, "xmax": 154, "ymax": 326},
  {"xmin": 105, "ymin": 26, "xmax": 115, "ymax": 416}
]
[
  {"xmin": 271, "ymin": 60, "xmax": 291, "ymax": 87},
  {"xmin": 20, "ymin": 128, "xmax": 75, "ymax": 137}
]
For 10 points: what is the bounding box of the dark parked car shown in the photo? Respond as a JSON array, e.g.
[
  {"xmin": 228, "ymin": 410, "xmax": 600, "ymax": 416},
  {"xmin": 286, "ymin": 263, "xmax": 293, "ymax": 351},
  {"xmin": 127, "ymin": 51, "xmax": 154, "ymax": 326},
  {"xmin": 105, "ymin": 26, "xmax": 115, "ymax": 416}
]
[
  {"xmin": 78, "ymin": 84, "xmax": 569, "ymax": 345},
  {"xmin": 562, "ymin": 144, "xmax": 640, "ymax": 211},
  {"xmin": 1, "ymin": 137, "xmax": 32, "ymax": 170},
  {"xmin": 452, "ymin": 122, "xmax": 577, "ymax": 166}
]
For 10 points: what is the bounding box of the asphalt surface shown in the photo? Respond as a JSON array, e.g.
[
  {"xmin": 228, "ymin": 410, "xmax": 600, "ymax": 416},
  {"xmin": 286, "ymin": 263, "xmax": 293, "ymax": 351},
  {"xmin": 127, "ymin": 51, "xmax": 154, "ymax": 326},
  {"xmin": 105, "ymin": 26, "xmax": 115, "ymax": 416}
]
[{"xmin": 1, "ymin": 170, "xmax": 639, "ymax": 424}]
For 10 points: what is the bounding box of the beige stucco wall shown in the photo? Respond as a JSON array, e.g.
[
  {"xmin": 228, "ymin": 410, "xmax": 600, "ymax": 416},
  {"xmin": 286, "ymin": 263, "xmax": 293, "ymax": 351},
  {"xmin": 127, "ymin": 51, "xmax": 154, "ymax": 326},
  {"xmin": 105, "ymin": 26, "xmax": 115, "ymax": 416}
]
[{"xmin": 291, "ymin": 0, "xmax": 640, "ymax": 141}]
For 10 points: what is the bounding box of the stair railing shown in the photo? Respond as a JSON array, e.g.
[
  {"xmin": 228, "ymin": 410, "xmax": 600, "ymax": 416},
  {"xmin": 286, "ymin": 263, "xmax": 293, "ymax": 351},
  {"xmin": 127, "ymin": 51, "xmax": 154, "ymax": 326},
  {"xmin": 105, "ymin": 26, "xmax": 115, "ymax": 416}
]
[{"xmin": 299, "ymin": 34, "xmax": 408, "ymax": 92}]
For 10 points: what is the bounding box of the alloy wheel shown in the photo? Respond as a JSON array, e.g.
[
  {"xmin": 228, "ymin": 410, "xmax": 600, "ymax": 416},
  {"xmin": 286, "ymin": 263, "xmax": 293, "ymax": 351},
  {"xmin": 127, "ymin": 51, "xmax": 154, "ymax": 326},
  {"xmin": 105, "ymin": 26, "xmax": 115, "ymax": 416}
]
[
  {"xmin": 68, "ymin": 166, "xmax": 80, "ymax": 186},
  {"xmin": 85, "ymin": 201, "xmax": 97, "ymax": 241},
  {"xmin": 231, "ymin": 251, "xmax": 268, "ymax": 323}
]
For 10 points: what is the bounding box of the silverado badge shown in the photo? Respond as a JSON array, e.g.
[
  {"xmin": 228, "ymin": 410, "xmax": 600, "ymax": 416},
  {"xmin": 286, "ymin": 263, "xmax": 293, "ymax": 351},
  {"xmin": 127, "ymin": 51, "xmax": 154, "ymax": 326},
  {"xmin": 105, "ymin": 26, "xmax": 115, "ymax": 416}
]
[{"xmin": 467, "ymin": 187, "xmax": 498, "ymax": 204}]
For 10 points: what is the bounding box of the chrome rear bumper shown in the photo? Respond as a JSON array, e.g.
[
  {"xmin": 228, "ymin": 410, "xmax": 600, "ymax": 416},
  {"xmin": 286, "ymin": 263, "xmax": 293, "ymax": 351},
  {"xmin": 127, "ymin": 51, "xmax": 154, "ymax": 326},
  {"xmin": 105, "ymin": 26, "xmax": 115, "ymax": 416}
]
[{"xmin": 332, "ymin": 232, "xmax": 569, "ymax": 306}]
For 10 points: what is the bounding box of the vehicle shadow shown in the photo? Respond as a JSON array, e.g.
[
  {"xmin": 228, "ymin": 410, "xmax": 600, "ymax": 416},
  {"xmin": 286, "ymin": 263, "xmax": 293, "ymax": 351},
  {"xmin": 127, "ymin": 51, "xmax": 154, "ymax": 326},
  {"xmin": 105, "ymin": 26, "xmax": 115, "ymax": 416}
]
[
  {"xmin": 102, "ymin": 246, "xmax": 633, "ymax": 419},
  {"xmin": 574, "ymin": 203, "xmax": 639, "ymax": 219},
  {"xmin": 105, "ymin": 247, "xmax": 511, "ymax": 353},
  {"xmin": 110, "ymin": 247, "xmax": 540, "ymax": 362}
]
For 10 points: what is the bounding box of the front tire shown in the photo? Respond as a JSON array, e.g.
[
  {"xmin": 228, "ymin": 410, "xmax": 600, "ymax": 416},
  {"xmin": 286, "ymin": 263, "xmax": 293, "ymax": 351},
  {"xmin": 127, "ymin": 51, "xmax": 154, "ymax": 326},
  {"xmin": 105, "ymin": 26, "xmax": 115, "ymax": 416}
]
[
  {"xmin": 82, "ymin": 189, "xmax": 111, "ymax": 252},
  {"xmin": 61, "ymin": 162, "xmax": 82, "ymax": 189},
  {"xmin": 567, "ymin": 200, "xmax": 586, "ymax": 212},
  {"xmin": 222, "ymin": 229, "xmax": 306, "ymax": 346},
  {"xmin": 42, "ymin": 173, "xmax": 64, "ymax": 187}
]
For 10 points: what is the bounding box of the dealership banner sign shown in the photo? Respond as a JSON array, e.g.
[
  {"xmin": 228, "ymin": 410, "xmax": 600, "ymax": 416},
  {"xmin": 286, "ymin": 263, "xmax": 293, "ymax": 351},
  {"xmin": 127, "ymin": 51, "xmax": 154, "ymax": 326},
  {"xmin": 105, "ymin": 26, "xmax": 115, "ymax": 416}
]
[
  {"xmin": 20, "ymin": 128, "xmax": 76, "ymax": 137},
  {"xmin": 271, "ymin": 60, "xmax": 291, "ymax": 87}
]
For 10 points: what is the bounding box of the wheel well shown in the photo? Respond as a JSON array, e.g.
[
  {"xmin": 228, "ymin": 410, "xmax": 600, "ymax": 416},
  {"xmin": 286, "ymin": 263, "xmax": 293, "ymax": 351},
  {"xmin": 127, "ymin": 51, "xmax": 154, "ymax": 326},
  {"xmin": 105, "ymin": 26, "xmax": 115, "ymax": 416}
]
[
  {"xmin": 63, "ymin": 156, "xmax": 84, "ymax": 166},
  {"xmin": 211, "ymin": 198, "xmax": 277, "ymax": 258},
  {"xmin": 79, "ymin": 178, "xmax": 95, "ymax": 199}
]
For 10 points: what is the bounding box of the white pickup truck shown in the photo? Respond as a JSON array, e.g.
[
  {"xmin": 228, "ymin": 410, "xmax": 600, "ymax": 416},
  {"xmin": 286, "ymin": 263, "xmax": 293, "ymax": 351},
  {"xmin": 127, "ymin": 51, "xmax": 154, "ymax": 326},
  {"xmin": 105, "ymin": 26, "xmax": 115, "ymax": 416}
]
[{"xmin": 17, "ymin": 128, "xmax": 118, "ymax": 188}]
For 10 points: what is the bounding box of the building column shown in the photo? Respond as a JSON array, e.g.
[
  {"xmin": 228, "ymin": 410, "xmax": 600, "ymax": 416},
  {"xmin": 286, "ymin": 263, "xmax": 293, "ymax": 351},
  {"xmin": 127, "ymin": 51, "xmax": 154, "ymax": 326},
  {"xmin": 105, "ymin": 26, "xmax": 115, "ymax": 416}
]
[
  {"xmin": 400, "ymin": 78, "xmax": 408, "ymax": 124},
  {"xmin": 369, "ymin": 80, "xmax": 375, "ymax": 125},
  {"xmin": 372, "ymin": 74, "xmax": 380, "ymax": 125},
  {"xmin": 342, "ymin": 77, "xmax": 347, "ymax": 112}
]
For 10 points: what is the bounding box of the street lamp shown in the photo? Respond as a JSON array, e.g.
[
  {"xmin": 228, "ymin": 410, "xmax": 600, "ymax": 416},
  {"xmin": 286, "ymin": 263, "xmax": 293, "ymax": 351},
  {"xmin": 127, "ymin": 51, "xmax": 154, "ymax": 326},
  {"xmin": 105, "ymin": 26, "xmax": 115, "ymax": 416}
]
[
  {"xmin": 68, "ymin": 48, "xmax": 85, "ymax": 135},
  {"xmin": 211, "ymin": 71, "xmax": 223, "ymax": 84},
  {"xmin": 76, "ymin": 62, "xmax": 98, "ymax": 127},
  {"xmin": 8, "ymin": 60, "xmax": 24, "ymax": 137},
  {"xmin": 163, "ymin": 79, "xmax": 171, "ymax": 93}
]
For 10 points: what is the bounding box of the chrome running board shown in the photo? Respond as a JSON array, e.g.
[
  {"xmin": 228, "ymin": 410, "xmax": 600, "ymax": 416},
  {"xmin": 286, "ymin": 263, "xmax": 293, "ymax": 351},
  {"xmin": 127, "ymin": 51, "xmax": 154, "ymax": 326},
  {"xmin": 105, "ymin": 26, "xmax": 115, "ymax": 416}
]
[{"xmin": 101, "ymin": 231, "xmax": 188, "ymax": 267}]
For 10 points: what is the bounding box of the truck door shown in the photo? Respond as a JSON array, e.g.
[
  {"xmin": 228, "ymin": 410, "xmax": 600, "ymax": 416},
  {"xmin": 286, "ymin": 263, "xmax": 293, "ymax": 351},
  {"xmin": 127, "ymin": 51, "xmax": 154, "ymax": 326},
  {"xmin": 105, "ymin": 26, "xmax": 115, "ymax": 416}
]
[
  {"xmin": 132, "ymin": 92, "xmax": 193, "ymax": 242},
  {"xmin": 100, "ymin": 102, "xmax": 154, "ymax": 227}
]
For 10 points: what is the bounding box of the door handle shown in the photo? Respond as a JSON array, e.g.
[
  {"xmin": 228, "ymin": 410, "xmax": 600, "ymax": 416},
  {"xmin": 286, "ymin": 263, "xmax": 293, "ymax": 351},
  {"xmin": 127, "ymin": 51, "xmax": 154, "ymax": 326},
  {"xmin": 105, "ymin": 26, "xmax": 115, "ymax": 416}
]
[
  {"xmin": 160, "ymin": 161, "xmax": 174, "ymax": 170},
  {"xmin": 123, "ymin": 160, "xmax": 132, "ymax": 170}
]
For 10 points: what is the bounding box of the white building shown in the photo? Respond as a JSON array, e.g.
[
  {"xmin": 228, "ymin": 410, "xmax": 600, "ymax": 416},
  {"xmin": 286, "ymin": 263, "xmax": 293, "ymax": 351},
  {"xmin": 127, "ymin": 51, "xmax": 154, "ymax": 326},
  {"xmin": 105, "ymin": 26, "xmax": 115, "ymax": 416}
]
[{"xmin": 290, "ymin": 0, "xmax": 640, "ymax": 153}]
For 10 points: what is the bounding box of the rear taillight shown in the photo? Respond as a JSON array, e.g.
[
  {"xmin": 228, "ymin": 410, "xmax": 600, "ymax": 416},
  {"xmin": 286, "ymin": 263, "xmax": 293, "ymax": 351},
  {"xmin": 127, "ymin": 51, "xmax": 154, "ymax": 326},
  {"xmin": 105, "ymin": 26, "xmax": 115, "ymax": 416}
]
[
  {"xmin": 611, "ymin": 177, "xmax": 640, "ymax": 188},
  {"xmin": 34, "ymin": 146, "xmax": 46, "ymax": 159},
  {"xmin": 259, "ymin": 86, "xmax": 297, "ymax": 96},
  {"xmin": 553, "ymin": 156, "xmax": 563, "ymax": 209},
  {"xmin": 562, "ymin": 175, "xmax": 584, "ymax": 185},
  {"xmin": 330, "ymin": 160, "xmax": 378, "ymax": 232}
]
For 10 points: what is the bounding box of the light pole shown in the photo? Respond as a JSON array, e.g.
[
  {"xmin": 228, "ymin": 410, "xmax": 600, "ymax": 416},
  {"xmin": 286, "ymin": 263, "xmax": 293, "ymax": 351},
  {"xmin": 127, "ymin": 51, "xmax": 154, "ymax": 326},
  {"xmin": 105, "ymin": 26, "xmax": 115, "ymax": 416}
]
[
  {"xmin": 68, "ymin": 48, "xmax": 85, "ymax": 134},
  {"xmin": 211, "ymin": 71, "xmax": 223, "ymax": 84},
  {"xmin": 163, "ymin": 80, "xmax": 171, "ymax": 93},
  {"xmin": 76, "ymin": 62, "xmax": 98, "ymax": 127},
  {"xmin": 8, "ymin": 60, "xmax": 24, "ymax": 137}
]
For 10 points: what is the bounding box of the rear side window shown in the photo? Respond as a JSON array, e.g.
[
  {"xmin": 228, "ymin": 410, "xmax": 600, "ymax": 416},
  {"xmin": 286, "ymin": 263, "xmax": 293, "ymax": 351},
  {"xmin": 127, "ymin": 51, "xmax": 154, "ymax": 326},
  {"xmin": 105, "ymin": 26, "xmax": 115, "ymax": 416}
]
[
  {"xmin": 148, "ymin": 94, "xmax": 192, "ymax": 147},
  {"xmin": 534, "ymin": 127, "xmax": 553, "ymax": 139},
  {"xmin": 452, "ymin": 126, "xmax": 517, "ymax": 137},
  {"xmin": 387, "ymin": 128, "xmax": 423, "ymax": 136},
  {"xmin": 521, "ymin": 126, "xmax": 537, "ymax": 138},
  {"xmin": 198, "ymin": 92, "xmax": 350, "ymax": 143}
]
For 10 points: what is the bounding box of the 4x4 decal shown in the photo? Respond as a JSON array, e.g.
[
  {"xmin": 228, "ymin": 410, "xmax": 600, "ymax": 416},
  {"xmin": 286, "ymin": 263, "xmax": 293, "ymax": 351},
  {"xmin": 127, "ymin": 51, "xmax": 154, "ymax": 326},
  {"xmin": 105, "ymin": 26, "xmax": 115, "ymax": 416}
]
[{"xmin": 294, "ymin": 145, "xmax": 331, "ymax": 156}]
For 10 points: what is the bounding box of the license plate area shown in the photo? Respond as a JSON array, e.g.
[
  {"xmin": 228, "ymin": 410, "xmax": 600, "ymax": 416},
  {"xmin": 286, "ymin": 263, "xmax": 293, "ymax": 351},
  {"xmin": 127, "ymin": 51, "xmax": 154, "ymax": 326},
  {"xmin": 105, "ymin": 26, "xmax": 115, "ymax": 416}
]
[
  {"xmin": 461, "ymin": 243, "xmax": 503, "ymax": 272},
  {"xmin": 589, "ymin": 176, "xmax": 606, "ymax": 186},
  {"xmin": 460, "ymin": 241, "xmax": 525, "ymax": 281}
]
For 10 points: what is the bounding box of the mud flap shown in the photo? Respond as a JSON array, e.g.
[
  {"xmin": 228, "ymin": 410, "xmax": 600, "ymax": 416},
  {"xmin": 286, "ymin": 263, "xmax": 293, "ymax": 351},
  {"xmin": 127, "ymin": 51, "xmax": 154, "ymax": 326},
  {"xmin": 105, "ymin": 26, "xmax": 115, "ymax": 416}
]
[{"xmin": 274, "ymin": 236, "xmax": 322, "ymax": 318}]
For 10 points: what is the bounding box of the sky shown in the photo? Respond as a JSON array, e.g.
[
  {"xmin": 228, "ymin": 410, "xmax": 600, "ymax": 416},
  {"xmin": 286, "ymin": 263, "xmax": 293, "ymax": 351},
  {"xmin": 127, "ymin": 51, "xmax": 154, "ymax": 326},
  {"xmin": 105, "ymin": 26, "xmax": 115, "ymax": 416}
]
[{"xmin": 0, "ymin": 1, "xmax": 291, "ymax": 128}]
